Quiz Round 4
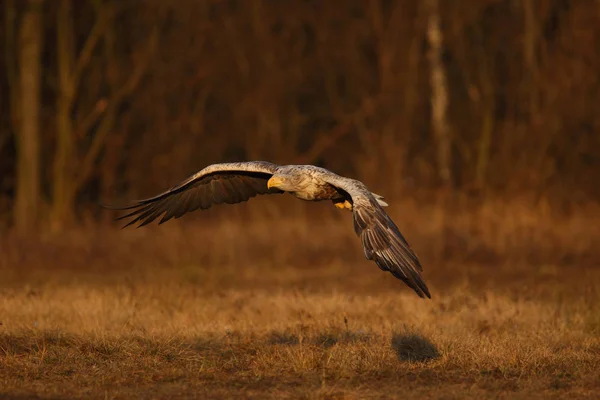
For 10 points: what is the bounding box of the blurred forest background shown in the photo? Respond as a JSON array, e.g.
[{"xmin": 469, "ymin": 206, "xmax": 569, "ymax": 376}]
[
  {"xmin": 1, "ymin": 0, "xmax": 599, "ymax": 234},
  {"xmin": 2, "ymin": 4, "xmax": 600, "ymax": 396}
]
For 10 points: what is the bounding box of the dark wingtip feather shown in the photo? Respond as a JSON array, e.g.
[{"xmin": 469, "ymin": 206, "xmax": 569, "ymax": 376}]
[
  {"xmin": 390, "ymin": 262, "xmax": 431, "ymax": 299},
  {"xmin": 98, "ymin": 201, "xmax": 147, "ymax": 229},
  {"xmin": 103, "ymin": 168, "xmax": 281, "ymax": 230},
  {"xmin": 122, "ymin": 219, "xmax": 139, "ymax": 229},
  {"xmin": 414, "ymin": 279, "xmax": 432, "ymax": 299},
  {"xmin": 354, "ymin": 200, "xmax": 432, "ymax": 300},
  {"xmin": 98, "ymin": 201, "xmax": 145, "ymax": 211}
]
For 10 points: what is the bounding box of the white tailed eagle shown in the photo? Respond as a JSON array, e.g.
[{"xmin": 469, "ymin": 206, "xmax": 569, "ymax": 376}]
[{"xmin": 105, "ymin": 162, "xmax": 431, "ymax": 298}]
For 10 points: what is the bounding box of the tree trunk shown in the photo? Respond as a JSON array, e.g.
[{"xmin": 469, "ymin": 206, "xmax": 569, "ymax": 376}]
[
  {"xmin": 426, "ymin": 0, "xmax": 452, "ymax": 188},
  {"xmin": 48, "ymin": 0, "xmax": 153, "ymax": 231},
  {"xmin": 523, "ymin": 0, "xmax": 539, "ymax": 119},
  {"xmin": 51, "ymin": 97, "xmax": 76, "ymax": 231},
  {"xmin": 50, "ymin": 0, "xmax": 76, "ymax": 231},
  {"xmin": 474, "ymin": 23, "xmax": 495, "ymax": 192},
  {"xmin": 14, "ymin": 0, "xmax": 44, "ymax": 234},
  {"xmin": 475, "ymin": 99, "xmax": 494, "ymax": 190}
]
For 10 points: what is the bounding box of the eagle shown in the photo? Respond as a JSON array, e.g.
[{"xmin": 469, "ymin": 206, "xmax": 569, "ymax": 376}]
[{"xmin": 105, "ymin": 161, "xmax": 431, "ymax": 298}]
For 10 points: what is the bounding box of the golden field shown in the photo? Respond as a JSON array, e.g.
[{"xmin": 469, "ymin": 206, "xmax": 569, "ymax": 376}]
[{"xmin": 1, "ymin": 197, "xmax": 599, "ymax": 399}]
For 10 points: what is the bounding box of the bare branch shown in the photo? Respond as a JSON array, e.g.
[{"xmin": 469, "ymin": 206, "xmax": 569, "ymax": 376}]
[
  {"xmin": 293, "ymin": 124, "xmax": 350, "ymax": 165},
  {"xmin": 221, "ymin": 15, "xmax": 250, "ymax": 79},
  {"xmin": 294, "ymin": 97, "xmax": 375, "ymax": 165},
  {"xmin": 70, "ymin": 4, "xmax": 113, "ymax": 99},
  {"xmin": 75, "ymin": 98, "xmax": 108, "ymax": 137},
  {"xmin": 74, "ymin": 28, "xmax": 158, "ymax": 190},
  {"xmin": 114, "ymin": 28, "xmax": 158, "ymax": 99}
]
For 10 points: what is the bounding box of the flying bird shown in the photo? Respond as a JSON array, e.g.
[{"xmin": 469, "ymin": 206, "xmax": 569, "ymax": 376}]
[{"xmin": 104, "ymin": 161, "xmax": 431, "ymax": 298}]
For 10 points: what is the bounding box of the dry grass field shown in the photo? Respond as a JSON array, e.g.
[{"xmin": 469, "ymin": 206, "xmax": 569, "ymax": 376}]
[{"xmin": 1, "ymin": 197, "xmax": 600, "ymax": 399}]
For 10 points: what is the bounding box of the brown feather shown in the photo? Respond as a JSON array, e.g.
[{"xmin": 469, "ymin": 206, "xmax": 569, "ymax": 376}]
[
  {"xmin": 352, "ymin": 200, "xmax": 430, "ymax": 298},
  {"xmin": 107, "ymin": 165, "xmax": 282, "ymax": 228}
]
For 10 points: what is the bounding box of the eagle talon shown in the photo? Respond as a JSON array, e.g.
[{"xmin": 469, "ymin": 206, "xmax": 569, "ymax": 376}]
[
  {"xmin": 334, "ymin": 200, "xmax": 353, "ymax": 211},
  {"xmin": 334, "ymin": 202, "xmax": 346, "ymax": 209}
]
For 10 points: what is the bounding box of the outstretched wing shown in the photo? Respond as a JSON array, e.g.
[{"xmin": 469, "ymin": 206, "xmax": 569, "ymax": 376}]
[
  {"xmin": 103, "ymin": 161, "xmax": 282, "ymax": 228},
  {"xmin": 321, "ymin": 174, "xmax": 431, "ymax": 298}
]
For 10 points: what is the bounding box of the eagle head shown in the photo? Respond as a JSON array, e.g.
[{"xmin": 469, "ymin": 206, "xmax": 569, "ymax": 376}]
[
  {"xmin": 267, "ymin": 167, "xmax": 311, "ymax": 192},
  {"xmin": 267, "ymin": 174, "xmax": 295, "ymax": 191}
]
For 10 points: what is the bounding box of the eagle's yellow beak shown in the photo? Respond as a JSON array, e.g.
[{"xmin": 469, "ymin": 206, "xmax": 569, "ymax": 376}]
[{"xmin": 267, "ymin": 176, "xmax": 283, "ymax": 189}]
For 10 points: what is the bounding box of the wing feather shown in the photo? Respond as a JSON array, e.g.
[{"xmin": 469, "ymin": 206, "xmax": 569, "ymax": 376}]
[
  {"xmin": 103, "ymin": 161, "xmax": 283, "ymax": 228},
  {"xmin": 319, "ymin": 173, "xmax": 431, "ymax": 299},
  {"xmin": 354, "ymin": 199, "xmax": 430, "ymax": 298}
]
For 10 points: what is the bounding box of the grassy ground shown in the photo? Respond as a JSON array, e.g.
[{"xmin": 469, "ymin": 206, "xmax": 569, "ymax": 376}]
[{"xmin": 1, "ymin": 197, "xmax": 599, "ymax": 399}]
